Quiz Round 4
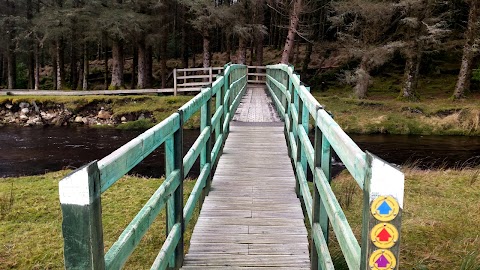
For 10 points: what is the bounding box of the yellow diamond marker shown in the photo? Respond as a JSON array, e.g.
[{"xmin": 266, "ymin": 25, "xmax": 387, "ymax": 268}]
[
  {"xmin": 369, "ymin": 249, "xmax": 397, "ymax": 269},
  {"xmin": 370, "ymin": 196, "xmax": 400, "ymax": 222},
  {"xmin": 370, "ymin": 223, "xmax": 399, "ymax": 249}
]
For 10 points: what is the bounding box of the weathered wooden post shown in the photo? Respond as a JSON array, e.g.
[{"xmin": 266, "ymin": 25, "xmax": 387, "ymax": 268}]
[
  {"xmin": 59, "ymin": 161, "xmax": 105, "ymax": 269},
  {"xmin": 201, "ymin": 86, "xmax": 213, "ymax": 199},
  {"xmin": 223, "ymin": 64, "xmax": 230, "ymax": 136},
  {"xmin": 173, "ymin": 68, "xmax": 177, "ymax": 96},
  {"xmin": 165, "ymin": 112, "xmax": 184, "ymax": 269},
  {"xmin": 361, "ymin": 152, "xmax": 404, "ymax": 270}
]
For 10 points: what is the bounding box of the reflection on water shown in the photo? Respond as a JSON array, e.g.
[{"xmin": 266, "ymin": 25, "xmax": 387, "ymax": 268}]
[
  {"xmin": 350, "ymin": 134, "xmax": 480, "ymax": 168},
  {"xmin": 0, "ymin": 126, "xmax": 199, "ymax": 178},
  {"xmin": 0, "ymin": 126, "xmax": 479, "ymax": 178}
]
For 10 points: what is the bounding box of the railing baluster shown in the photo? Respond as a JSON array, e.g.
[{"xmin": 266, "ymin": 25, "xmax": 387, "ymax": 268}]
[
  {"xmin": 165, "ymin": 111, "xmax": 184, "ymax": 269},
  {"xmin": 201, "ymin": 87, "xmax": 213, "ymax": 200}
]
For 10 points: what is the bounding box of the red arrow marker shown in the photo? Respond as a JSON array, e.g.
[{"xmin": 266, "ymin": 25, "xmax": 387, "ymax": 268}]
[{"xmin": 377, "ymin": 228, "xmax": 392, "ymax": 242}]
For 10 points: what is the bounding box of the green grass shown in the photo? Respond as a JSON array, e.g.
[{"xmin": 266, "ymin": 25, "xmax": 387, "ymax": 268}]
[
  {"xmin": 0, "ymin": 171, "xmax": 200, "ymax": 269},
  {"xmin": 312, "ymin": 74, "xmax": 480, "ymax": 135},
  {"xmin": 307, "ymin": 167, "xmax": 480, "ymax": 269}
]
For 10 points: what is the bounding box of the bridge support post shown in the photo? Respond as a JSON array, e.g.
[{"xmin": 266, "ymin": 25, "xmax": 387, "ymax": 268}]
[
  {"xmin": 165, "ymin": 111, "xmax": 185, "ymax": 269},
  {"xmin": 59, "ymin": 161, "xmax": 105, "ymax": 270},
  {"xmin": 360, "ymin": 152, "xmax": 404, "ymax": 270}
]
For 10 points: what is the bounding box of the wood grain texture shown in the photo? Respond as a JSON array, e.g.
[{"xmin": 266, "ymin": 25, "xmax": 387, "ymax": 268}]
[{"xmin": 182, "ymin": 89, "xmax": 309, "ymax": 269}]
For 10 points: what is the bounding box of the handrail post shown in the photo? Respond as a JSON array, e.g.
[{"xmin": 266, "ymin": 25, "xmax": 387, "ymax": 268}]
[
  {"xmin": 173, "ymin": 68, "xmax": 177, "ymax": 96},
  {"xmin": 165, "ymin": 111, "xmax": 184, "ymax": 269},
  {"xmin": 59, "ymin": 161, "xmax": 105, "ymax": 270},
  {"xmin": 201, "ymin": 87, "xmax": 213, "ymax": 199},
  {"xmin": 360, "ymin": 152, "xmax": 404, "ymax": 270}
]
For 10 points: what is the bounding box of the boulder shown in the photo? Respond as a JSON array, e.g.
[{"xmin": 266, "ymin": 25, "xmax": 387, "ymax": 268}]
[
  {"xmin": 121, "ymin": 116, "xmax": 127, "ymax": 123},
  {"xmin": 5, "ymin": 104, "xmax": 13, "ymax": 109},
  {"xmin": 138, "ymin": 113, "xmax": 146, "ymax": 120},
  {"xmin": 21, "ymin": 108, "xmax": 30, "ymax": 115},
  {"xmin": 19, "ymin": 102, "xmax": 30, "ymax": 109},
  {"xmin": 74, "ymin": 116, "xmax": 84, "ymax": 123},
  {"xmin": 97, "ymin": 110, "xmax": 111, "ymax": 120},
  {"xmin": 20, "ymin": 114, "xmax": 29, "ymax": 121}
]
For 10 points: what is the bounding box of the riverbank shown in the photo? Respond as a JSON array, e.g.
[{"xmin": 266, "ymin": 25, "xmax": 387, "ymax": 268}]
[
  {"xmin": 313, "ymin": 73, "xmax": 480, "ymax": 136},
  {"xmin": 1, "ymin": 168, "xmax": 478, "ymax": 268},
  {"xmin": 1, "ymin": 90, "xmax": 479, "ymax": 135},
  {"xmin": 0, "ymin": 95, "xmax": 199, "ymax": 130},
  {"xmin": 0, "ymin": 171, "xmax": 200, "ymax": 269}
]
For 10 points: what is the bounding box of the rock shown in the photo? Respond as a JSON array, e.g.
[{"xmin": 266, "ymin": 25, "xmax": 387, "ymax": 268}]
[
  {"xmin": 121, "ymin": 116, "xmax": 127, "ymax": 123},
  {"xmin": 19, "ymin": 102, "xmax": 30, "ymax": 109},
  {"xmin": 33, "ymin": 116, "xmax": 42, "ymax": 124},
  {"xmin": 26, "ymin": 118, "xmax": 35, "ymax": 125},
  {"xmin": 43, "ymin": 112, "xmax": 56, "ymax": 121},
  {"xmin": 138, "ymin": 113, "xmax": 146, "ymax": 120},
  {"xmin": 21, "ymin": 108, "xmax": 30, "ymax": 115},
  {"xmin": 74, "ymin": 116, "xmax": 84, "ymax": 123},
  {"xmin": 97, "ymin": 110, "xmax": 111, "ymax": 120},
  {"xmin": 5, "ymin": 104, "xmax": 12, "ymax": 109},
  {"xmin": 20, "ymin": 114, "xmax": 29, "ymax": 121},
  {"xmin": 82, "ymin": 117, "xmax": 89, "ymax": 124}
]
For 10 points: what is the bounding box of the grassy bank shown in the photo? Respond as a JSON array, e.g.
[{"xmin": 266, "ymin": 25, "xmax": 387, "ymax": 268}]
[
  {"xmin": 313, "ymin": 74, "xmax": 480, "ymax": 136},
  {"xmin": 1, "ymin": 168, "xmax": 479, "ymax": 268},
  {"xmin": 0, "ymin": 95, "xmax": 202, "ymax": 130},
  {"xmin": 318, "ymin": 167, "xmax": 480, "ymax": 269},
  {"xmin": 0, "ymin": 171, "xmax": 199, "ymax": 269}
]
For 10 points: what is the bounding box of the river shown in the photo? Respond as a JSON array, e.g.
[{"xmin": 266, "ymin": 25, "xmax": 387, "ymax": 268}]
[{"xmin": 1, "ymin": 126, "xmax": 479, "ymax": 178}]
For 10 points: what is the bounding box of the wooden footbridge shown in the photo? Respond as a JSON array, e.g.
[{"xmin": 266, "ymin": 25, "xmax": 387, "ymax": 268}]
[{"xmin": 59, "ymin": 64, "xmax": 405, "ymax": 269}]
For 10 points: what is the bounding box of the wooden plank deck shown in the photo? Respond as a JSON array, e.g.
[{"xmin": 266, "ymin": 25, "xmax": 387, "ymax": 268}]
[{"xmin": 182, "ymin": 87, "xmax": 310, "ymax": 269}]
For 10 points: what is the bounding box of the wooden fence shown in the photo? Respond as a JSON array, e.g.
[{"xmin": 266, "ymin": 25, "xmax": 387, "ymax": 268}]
[
  {"xmin": 58, "ymin": 64, "xmax": 248, "ymax": 269},
  {"xmin": 173, "ymin": 65, "xmax": 266, "ymax": 95},
  {"xmin": 266, "ymin": 64, "xmax": 405, "ymax": 270}
]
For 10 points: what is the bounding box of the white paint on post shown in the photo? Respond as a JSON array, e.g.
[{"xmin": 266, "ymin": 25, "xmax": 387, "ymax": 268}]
[
  {"xmin": 59, "ymin": 166, "xmax": 91, "ymax": 206},
  {"xmin": 368, "ymin": 155, "xmax": 405, "ymax": 208}
]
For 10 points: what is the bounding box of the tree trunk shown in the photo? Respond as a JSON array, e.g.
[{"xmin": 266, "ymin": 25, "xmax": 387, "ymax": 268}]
[
  {"xmin": 52, "ymin": 46, "xmax": 57, "ymax": 90},
  {"xmin": 281, "ymin": 0, "xmax": 302, "ymax": 64},
  {"xmin": 56, "ymin": 39, "xmax": 65, "ymax": 90},
  {"xmin": 203, "ymin": 34, "xmax": 211, "ymax": 68},
  {"xmin": 0, "ymin": 53, "xmax": 4, "ymax": 86},
  {"xmin": 237, "ymin": 38, "xmax": 247, "ymax": 65},
  {"xmin": 354, "ymin": 60, "xmax": 370, "ymax": 99},
  {"xmin": 302, "ymin": 42, "xmax": 313, "ymax": 76},
  {"xmin": 131, "ymin": 45, "xmax": 137, "ymax": 89},
  {"xmin": 70, "ymin": 40, "xmax": 78, "ymax": 90},
  {"xmin": 7, "ymin": 48, "xmax": 16, "ymax": 89},
  {"xmin": 454, "ymin": 0, "xmax": 479, "ymax": 99},
  {"xmin": 110, "ymin": 39, "xmax": 124, "ymax": 89},
  {"xmin": 160, "ymin": 29, "xmax": 168, "ymax": 88},
  {"xmin": 34, "ymin": 43, "xmax": 40, "ymax": 90},
  {"xmin": 103, "ymin": 41, "xmax": 108, "ymax": 89},
  {"xmin": 27, "ymin": 0, "xmax": 34, "ymax": 89},
  {"xmin": 137, "ymin": 38, "xmax": 147, "ymax": 89},
  {"xmin": 400, "ymin": 50, "xmax": 422, "ymax": 100},
  {"xmin": 146, "ymin": 46, "xmax": 153, "ymax": 88},
  {"xmin": 254, "ymin": 0, "xmax": 265, "ymax": 66},
  {"xmin": 83, "ymin": 44, "xmax": 89, "ymax": 90}
]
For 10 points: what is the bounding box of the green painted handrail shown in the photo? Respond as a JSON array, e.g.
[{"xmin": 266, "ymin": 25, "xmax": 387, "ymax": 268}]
[
  {"xmin": 266, "ymin": 64, "xmax": 405, "ymax": 270},
  {"xmin": 59, "ymin": 64, "xmax": 248, "ymax": 270}
]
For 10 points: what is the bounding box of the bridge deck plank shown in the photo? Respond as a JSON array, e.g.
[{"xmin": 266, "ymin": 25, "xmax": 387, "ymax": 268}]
[{"xmin": 182, "ymin": 87, "xmax": 310, "ymax": 269}]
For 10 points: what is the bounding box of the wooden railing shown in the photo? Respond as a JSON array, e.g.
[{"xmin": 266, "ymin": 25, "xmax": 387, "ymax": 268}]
[
  {"xmin": 173, "ymin": 65, "xmax": 266, "ymax": 95},
  {"xmin": 58, "ymin": 64, "xmax": 248, "ymax": 269},
  {"xmin": 266, "ymin": 64, "xmax": 405, "ymax": 270}
]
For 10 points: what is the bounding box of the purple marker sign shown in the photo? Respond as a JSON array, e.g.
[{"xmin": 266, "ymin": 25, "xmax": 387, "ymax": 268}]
[{"xmin": 375, "ymin": 254, "xmax": 389, "ymax": 268}]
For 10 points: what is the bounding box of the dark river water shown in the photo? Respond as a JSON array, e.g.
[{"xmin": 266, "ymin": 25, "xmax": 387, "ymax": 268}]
[{"xmin": 1, "ymin": 126, "xmax": 479, "ymax": 178}]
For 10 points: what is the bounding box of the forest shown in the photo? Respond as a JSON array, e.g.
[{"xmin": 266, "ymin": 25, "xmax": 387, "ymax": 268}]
[{"xmin": 0, "ymin": 0, "xmax": 478, "ymax": 100}]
